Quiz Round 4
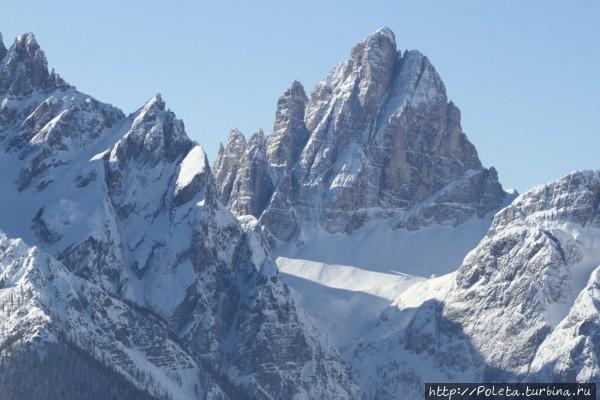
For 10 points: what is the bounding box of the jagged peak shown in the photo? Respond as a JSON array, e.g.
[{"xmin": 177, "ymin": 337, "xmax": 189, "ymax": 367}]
[
  {"xmin": 49, "ymin": 67, "xmax": 68, "ymax": 87},
  {"xmin": 268, "ymin": 80, "xmax": 310, "ymax": 167},
  {"xmin": 0, "ymin": 32, "xmax": 66, "ymax": 96},
  {"xmin": 274, "ymin": 81, "xmax": 308, "ymax": 126},
  {"xmin": 403, "ymin": 49, "xmax": 425, "ymax": 60},
  {"xmin": 110, "ymin": 93, "xmax": 192, "ymax": 166},
  {"xmin": 353, "ymin": 26, "xmax": 398, "ymax": 55},
  {"xmin": 372, "ymin": 27, "xmax": 396, "ymax": 44},
  {"xmin": 228, "ymin": 127, "xmax": 245, "ymax": 138},
  {"xmin": 131, "ymin": 94, "xmax": 168, "ymax": 127},
  {"xmin": 393, "ymin": 48, "xmax": 448, "ymax": 107},
  {"xmin": 401, "ymin": 49, "xmax": 436, "ymax": 74},
  {"xmin": 286, "ymin": 80, "xmax": 307, "ymax": 98},
  {"xmin": 226, "ymin": 128, "xmax": 247, "ymax": 146},
  {"xmin": 9, "ymin": 32, "xmax": 47, "ymax": 68},
  {"xmin": 142, "ymin": 93, "xmax": 165, "ymax": 112},
  {"xmin": 0, "ymin": 32, "xmax": 6, "ymax": 58},
  {"xmin": 493, "ymin": 169, "xmax": 600, "ymax": 231},
  {"xmin": 215, "ymin": 129, "xmax": 248, "ymax": 161},
  {"xmin": 249, "ymin": 128, "xmax": 266, "ymax": 145},
  {"xmin": 324, "ymin": 27, "xmax": 397, "ymax": 112},
  {"xmin": 322, "ymin": 62, "xmax": 347, "ymax": 89},
  {"xmin": 15, "ymin": 32, "xmax": 40, "ymax": 50}
]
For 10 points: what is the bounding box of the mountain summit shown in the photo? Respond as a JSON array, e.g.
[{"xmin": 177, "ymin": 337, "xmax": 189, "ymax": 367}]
[
  {"xmin": 213, "ymin": 27, "xmax": 509, "ymax": 243},
  {"xmin": 0, "ymin": 32, "xmax": 68, "ymax": 96}
]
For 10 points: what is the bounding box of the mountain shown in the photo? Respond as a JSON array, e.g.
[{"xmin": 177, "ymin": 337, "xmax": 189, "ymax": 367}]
[
  {"xmin": 213, "ymin": 27, "xmax": 508, "ymax": 244},
  {"xmin": 350, "ymin": 170, "xmax": 600, "ymax": 399},
  {"xmin": 0, "ymin": 32, "xmax": 359, "ymax": 400},
  {"xmin": 212, "ymin": 27, "xmax": 600, "ymax": 399},
  {"xmin": 212, "ymin": 27, "xmax": 512, "ymax": 357}
]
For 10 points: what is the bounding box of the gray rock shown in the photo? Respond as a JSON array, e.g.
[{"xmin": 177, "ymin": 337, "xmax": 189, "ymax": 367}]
[
  {"xmin": 266, "ymin": 80, "xmax": 309, "ymax": 168},
  {"xmin": 213, "ymin": 27, "xmax": 508, "ymax": 240},
  {"xmin": 0, "ymin": 33, "xmax": 6, "ymax": 60},
  {"xmin": 213, "ymin": 129, "xmax": 275, "ymax": 218},
  {"xmin": 0, "ymin": 33, "xmax": 69, "ymax": 97}
]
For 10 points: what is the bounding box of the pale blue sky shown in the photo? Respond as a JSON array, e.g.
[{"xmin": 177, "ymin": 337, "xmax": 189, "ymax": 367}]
[{"xmin": 2, "ymin": 1, "xmax": 599, "ymax": 192}]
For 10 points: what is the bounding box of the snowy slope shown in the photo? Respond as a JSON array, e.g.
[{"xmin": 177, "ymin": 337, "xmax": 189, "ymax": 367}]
[
  {"xmin": 276, "ymin": 256, "xmax": 420, "ymax": 301},
  {"xmin": 274, "ymin": 216, "xmax": 492, "ymax": 277},
  {"xmin": 276, "ymin": 256, "xmax": 423, "ymax": 349},
  {"xmin": 0, "ymin": 231, "xmax": 205, "ymax": 399}
]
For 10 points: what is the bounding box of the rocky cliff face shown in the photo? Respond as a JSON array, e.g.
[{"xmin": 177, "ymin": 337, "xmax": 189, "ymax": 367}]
[
  {"xmin": 0, "ymin": 32, "xmax": 359, "ymax": 400},
  {"xmin": 213, "ymin": 27, "xmax": 508, "ymax": 241},
  {"xmin": 266, "ymin": 80, "xmax": 309, "ymax": 169},
  {"xmin": 350, "ymin": 170, "xmax": 600, "ymax": 400}
]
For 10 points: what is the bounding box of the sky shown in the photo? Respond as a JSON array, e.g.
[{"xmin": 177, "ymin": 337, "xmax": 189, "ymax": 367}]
[{"xmin": 2, "ymin": 1, "xmax": 599, "ymax": 192}]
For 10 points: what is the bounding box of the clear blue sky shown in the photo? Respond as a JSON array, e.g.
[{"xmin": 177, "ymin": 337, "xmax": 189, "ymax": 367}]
[{"xmin": 2, "ymin": 1, "xmax": 599, "ymax": 192}]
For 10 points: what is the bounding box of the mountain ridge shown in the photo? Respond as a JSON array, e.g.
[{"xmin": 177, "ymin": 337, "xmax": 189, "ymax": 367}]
[
  {"xmin": 213, "ymin": 27, "xmax": 509, "ymax": 244},
  {"xmin": 1, "ymin": 26, "xmax": 597, "ymax": 400},
  {"xmin": 350, "ymin": 169, "xmax": 600, "ymax": 399},
  {"xmin": 0, "ymin": 31, "xmax": 360, "ymax": 400}
]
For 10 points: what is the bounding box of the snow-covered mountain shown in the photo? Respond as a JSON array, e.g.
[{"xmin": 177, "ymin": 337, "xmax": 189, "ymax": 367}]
[
  {"xmin": 212, "ymin": 26, "xmax": 600, "ymax": 400},
  {"xmin": 0, "ymin": 32, "xmax": 359, "ymax": 400},
  {"xmin": 2, "ymin": 26, "xmax": 597, "ymax": 400},
  {"xmin": 212, "ymin": 26, "xmax": 512, "ymax": 355},
  {"xmin": 350, "ymin": 170, "xmax": 600, "ymax": 399}
]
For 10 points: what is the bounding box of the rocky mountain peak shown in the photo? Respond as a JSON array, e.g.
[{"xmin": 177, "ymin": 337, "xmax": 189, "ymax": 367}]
[
  {"xmin": 213, "ymin": 128, "xmax": 248, "ymax": 174},
  {"xmin": 374, "ymin": 27, "xmax": 396, "ymax": 42},
  {"xmin": 214, "ymin": 27, "xmax": 509, "ymax": 239},
  {"xmin": 267, "ymin": 80, "xmax": 309, "ymax": 168},
  {"xmin": 212, "ymin": 128, "xmax": 249, "ymax": 208},
  {"xmin": 221, "ymin": 128, "xmax": 273, "ymax": 218},
  {"xmin": 226, "ymin": 127, "xmax": 247, "ymax": 149},
  {"xmin": 492, "ymin": 170, "xmax": 600, "ymax": 231},
  {"xmin": 15, "ymin": 32, "xmax": 41, "ymax": 57},
  {"xmin": 249, "ymin": 127, "xmax": 266, "ymax": 145},
  {"xmin": 0, "ymin": 32, "xmax": 68, "ymax": 96},
  {"xmin": 350, "ymin": 26, "xmax": 397, "ymax": 65},
  {"xmin": 0, "ymin": 33, "xmax": 6, "ymax": 59},
  {"xmin": 111, "ymin": 94, "xmax": 192, "ymax": 166},
  {"xmin": 346, "ymin": 27, "xmax": 399, "ymax": 110},
  {"xmin": 141, "ymin": 93, "xmax": 166, "ymax": 112},
  {"xmin": 287, "ymin": 79, "xmax": 306, "ymax": 96}
]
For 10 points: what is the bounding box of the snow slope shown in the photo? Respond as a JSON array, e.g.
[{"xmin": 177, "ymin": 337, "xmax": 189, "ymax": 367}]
[
  {"xmin": 276, "ymin": 257, "xmax": 420, "ymax": 301},
  {"xmin": 276, "ymin": 256, "xmax": 423, "ymax": 348},
  {"xmin": 275, "ymin": 216, "xmax": 492, "ymax": 277}
]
